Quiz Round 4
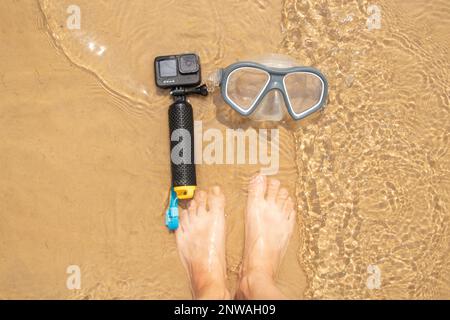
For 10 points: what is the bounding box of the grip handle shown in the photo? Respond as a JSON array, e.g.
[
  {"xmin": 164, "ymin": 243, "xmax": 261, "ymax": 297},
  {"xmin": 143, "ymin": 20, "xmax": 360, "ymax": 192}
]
[{"xmin": 168, "ymin": 100, "xmax": 196, "ymax": 199}]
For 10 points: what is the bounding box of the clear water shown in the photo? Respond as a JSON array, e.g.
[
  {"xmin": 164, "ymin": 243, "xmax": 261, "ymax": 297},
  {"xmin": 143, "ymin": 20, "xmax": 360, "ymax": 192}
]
[
  {"xmin": 0, "ymin": 0, "xmax": 448, "ymax": 299},
  {"xmin": 38, "ymin": 0, "xmax": 450, "ymax": 299}
]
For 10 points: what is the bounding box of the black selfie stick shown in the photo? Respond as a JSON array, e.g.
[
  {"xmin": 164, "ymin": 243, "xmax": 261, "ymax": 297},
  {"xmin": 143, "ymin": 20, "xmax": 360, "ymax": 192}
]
[{"xmin": 168, "ymin": 84, "xmax": 208, "ymax": 199}]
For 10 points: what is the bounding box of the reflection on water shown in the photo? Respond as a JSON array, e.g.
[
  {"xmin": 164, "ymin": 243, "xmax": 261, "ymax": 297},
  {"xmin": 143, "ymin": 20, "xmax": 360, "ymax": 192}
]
[
  {"xmin": 283, "ymin": 0, "xmax": 450, "ymax": 299},
  {"xmin": 38, "ymin": 0, "xmax": 283, "ymax": 105},
  {"xmin": 36, "ymin": 0, "xmax": 450, "ymax": 299}
]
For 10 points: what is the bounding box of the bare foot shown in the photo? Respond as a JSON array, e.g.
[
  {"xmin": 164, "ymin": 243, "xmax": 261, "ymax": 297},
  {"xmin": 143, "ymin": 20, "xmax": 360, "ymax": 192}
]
[
  {"xmin": 175, "ymin": 186, "xmax": 230, "ymax": 300},
  {"xmin": 237, "ymin": 174, "xmax": 296, "ymax": 300}
]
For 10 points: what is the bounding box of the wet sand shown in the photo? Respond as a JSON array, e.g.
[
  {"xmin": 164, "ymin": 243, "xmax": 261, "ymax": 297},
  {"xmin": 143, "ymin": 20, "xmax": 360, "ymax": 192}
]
[
  {"xmin": 0, "ymin": 0, "xmax": 303, "ymax": 299},
  {"xmin": 0, "ymin": 0, "xmax": 449, "ymax": 299}
]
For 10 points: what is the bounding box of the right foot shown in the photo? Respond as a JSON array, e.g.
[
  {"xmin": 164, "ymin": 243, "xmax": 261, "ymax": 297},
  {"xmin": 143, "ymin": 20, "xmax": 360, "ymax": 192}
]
[{"xmin": 238, "ymin": 174, "xmax": 296, "ymax": 296}]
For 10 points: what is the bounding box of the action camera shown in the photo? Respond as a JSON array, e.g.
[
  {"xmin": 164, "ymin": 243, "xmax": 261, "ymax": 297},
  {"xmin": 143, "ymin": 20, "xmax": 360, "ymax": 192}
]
[{"xmin": 154, "ymin": 53, "xmax": 201, "ymax": 89}]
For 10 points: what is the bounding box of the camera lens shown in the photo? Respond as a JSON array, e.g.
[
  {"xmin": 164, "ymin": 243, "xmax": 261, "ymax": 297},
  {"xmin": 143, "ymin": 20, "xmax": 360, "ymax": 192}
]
[{"xmin": 179, "ymin": 54, "xmax": 199, "ymax": 74}]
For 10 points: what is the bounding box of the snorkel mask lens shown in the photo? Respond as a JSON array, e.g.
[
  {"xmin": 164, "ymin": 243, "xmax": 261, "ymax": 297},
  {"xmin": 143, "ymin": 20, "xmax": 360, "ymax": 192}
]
[
  {"xmin": 209, "ymin": 54, "xmax": 328, "ymax": 121},
  {"xmin": 284, "ymin": 72, "xmax": 325, "ymax": 116},
  {"xmin": 226, "ymin": 68, "xmax": 270, "ymax": 113}
]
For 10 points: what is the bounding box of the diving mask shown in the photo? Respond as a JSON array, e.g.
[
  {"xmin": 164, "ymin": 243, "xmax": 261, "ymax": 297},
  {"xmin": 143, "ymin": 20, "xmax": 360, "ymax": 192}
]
[{"xmin": 208, "ymin": 54, "xmax": 328, "ymax": 121}]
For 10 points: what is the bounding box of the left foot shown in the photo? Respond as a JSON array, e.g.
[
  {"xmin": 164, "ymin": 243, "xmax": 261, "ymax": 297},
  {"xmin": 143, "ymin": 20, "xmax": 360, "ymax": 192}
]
[{"xmin": 175, "ymin": 186, "xmax": 230, "ymax": 299}]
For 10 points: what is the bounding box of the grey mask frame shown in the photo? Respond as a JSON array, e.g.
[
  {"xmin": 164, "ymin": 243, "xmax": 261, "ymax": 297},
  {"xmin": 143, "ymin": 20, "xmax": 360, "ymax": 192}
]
[{"xmin": 218, "ymin": 61, "xmax": 328, "ymax": 121}]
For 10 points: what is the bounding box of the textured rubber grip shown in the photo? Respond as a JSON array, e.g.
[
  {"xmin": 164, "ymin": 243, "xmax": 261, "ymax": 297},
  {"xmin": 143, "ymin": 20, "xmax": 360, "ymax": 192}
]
[{"xmin": 169, "ymin": 100, "xmax": 196, "ymax": 189}]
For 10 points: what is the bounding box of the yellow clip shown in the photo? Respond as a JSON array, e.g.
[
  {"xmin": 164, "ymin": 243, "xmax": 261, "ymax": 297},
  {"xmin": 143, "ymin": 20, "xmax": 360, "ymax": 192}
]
[{"xmin": 174, "ymin": 186, "xmax": 196, "ymax": 200}]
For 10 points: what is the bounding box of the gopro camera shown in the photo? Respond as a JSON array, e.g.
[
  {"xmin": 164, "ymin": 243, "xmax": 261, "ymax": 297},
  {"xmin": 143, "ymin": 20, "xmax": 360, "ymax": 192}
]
[
  {"xmin": 154, "ymin": 52, "xmax": 208, "ymax": 206},
  {"xmin": 155, "ymin": 53, "xmax": 201, "ymax": 89}
]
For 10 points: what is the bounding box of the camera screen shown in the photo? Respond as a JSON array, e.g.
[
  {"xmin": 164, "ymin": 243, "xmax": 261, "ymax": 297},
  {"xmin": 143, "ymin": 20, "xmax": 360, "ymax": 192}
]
[{"xmin": 158, "ymin": 59, "xmax": 177, "ymax": 77}]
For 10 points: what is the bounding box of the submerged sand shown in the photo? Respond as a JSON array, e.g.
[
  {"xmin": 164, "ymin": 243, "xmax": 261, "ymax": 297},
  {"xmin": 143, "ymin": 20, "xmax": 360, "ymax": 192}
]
[{"xmin": 0, "ymin": 0, "xmax": 449, "ymax": 299}]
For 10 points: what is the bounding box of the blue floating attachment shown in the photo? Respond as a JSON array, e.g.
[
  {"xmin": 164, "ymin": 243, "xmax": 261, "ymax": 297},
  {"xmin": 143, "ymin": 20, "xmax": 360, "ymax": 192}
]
[{"xmin": 165, "ymin": 188, "xmax": 179, "ymax": 231}]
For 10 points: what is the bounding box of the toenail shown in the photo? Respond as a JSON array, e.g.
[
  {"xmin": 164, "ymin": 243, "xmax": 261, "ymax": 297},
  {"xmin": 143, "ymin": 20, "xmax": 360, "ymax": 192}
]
[
  {"xmin": 212, "ymin": 186, "xmax": 221, "ymax": 195},
  {"xmin": 270, "ymin": 179, "xmax": 280, "ymax": 186},
  {"xmin": 255, "ymin": 175, "xmax": 264, "ymax": 183}
]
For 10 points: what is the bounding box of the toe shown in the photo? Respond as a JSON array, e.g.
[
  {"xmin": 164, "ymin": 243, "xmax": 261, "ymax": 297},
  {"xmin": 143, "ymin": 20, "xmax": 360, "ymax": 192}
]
[
  {"xmin": 195, "ymin": 190, "xmax": 208, "ymax": 214},
  {"xmin": 179, "ymin": 208, "xmax": 190, "ymax": 229},
  {"xmin": 284, "ymin": 197, "xmax": 296, "ymax": 234},
  {"xmin": 176, "ymin": 209, "xmax": 188, "ymax": 239},
  {"xmin": 284, "ymin": 197, "xmax": 295, "ymax": 220},
  {"xmin": 276, "ymin": 188, "xmax": 289, "ymax": 209},
  {"xmin": 188, "ymin": 199, "xmax": 198, "ymax": 217},
  {"xmin": 208, "ymin": 186, "xmax": 225, "ymax": 213},
  {"xmin": 266, "ymin": 178, "xmax": 281, "ymax": 202},
  {"xmin": 248, "ymin": 174, "xmax": 267, "ymax": 200}
]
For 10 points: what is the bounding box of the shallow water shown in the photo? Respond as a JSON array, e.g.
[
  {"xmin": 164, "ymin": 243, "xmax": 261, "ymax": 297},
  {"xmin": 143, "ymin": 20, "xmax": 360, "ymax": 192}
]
[
  {"xmin": 283, "ymin": 0, "xmax": 450, "ymax": 298},
  {"xmin": 0, "ymin": 0, "xmax": 449, "ymax": 299}
]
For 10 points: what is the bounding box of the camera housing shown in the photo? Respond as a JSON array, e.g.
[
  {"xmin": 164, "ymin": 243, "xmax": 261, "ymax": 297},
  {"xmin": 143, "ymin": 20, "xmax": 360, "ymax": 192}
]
[{"xmin": 155, "ymin": 53, "xmax": 201, "ymax": 89}]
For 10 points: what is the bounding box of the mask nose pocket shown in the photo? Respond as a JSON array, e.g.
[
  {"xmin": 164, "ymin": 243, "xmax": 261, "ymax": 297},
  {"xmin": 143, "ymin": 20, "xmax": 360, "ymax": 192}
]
[{"xmin": 250, "ymin": 89, "xmax": 285, "ymax": 121}]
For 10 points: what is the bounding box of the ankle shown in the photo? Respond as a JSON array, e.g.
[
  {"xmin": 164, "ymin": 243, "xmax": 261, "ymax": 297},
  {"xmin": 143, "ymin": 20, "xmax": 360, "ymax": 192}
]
[
  {"xmin": 193, "ymin": 281, "xmax": 231, "ymax": 300},
  {"xmin": 241, "ymin": 264, "xmax": 275, "ymax": 280},
  {"xmin": 237, "ymin": 271, "xmax": 275, "ymax": 299}
]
